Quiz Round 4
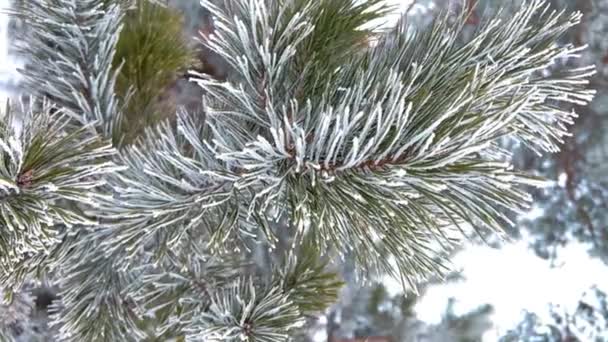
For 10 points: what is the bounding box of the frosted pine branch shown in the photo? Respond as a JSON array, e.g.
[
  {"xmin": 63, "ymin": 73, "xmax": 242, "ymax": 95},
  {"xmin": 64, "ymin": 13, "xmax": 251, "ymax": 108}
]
[
  {"xmin": 0, "ymin": 98, "xmax": 119, "ymax": 293},
  {"xmin": 188, "ymin": 278, "xmax": 304, "ymax": 342},
  {"xmin": 14, "ymin": 0, "xmax": 125, "ymax": 141},
  {"xmin": 2, "ymin": 0, "xmax": 597, "ymax": 340},
  {"xmin": 195, "ymin": 0, "xmax": 595, "ymax": 290}
]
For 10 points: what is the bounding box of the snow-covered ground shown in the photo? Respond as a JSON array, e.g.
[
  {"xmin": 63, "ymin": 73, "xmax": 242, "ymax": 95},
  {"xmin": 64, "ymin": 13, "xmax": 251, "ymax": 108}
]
[{"xmin": 411, "ymin": 233, "xmax": 608, "ymax": 340}]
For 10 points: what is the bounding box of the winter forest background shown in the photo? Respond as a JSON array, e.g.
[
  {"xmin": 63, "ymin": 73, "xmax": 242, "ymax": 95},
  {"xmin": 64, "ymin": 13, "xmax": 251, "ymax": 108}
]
[{"xmin": 0, "ymin": 0, "xmax": 608, "ymax": 341}]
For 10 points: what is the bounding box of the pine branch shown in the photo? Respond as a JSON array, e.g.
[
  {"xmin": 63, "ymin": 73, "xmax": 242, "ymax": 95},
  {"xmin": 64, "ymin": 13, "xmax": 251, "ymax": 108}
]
[
  {"xmin": 183, "ymin": 242, "xmax": 342, "ymax": 341},
  {"xmin": 273, "ymin": 234, "xmax": 343, "ymax": 316},
  {"xmin": 0, "ymin": 99, "xmax": 119, "ymax": 293},
  {"xmin": 288, "ymin": 0, "xmax": 394, "ymax": 101},
  {"xmin": 49, "ymin": 232, "xmax": 144, "ymax": 342},
  {"xmin": 13, "ymin": 0, "xmax": 125, "ymax": 142},
  {"xmin": 112, "ymin": 0, "xmax": 195, "ymax": 144},
  {"xmin": 4, "ymin": 0, "xmax": 597, "ymax": 340},
  {"xmin": 125, "ymin": 243, "xmax": 248, "ymax": 340},
  {"xmin": 187, "ymin": 278, "xmax": 304, "ymax": 342},
  {"xmin": 195, "ymin": 0, "xmax": 316, "ymax": 135},
  {"xmin": 195, "ymin": 0, "xmax": 391, "ymax": 138},
  {"xmin": 197, "ymin": 0, "xmax": 595, "ymax": 291},
  {"xmin": 97, "ymin": 109, "xmax": 250, "ymax": 261}
]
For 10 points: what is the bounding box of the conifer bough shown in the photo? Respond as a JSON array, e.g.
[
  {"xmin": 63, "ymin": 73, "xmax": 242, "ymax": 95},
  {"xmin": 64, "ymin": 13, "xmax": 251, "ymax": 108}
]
[{"xmin": 3, "ymin": 0, "xmax": 596, "ymax": 340}]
